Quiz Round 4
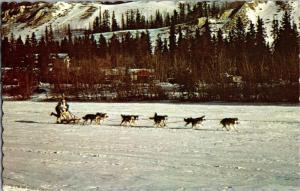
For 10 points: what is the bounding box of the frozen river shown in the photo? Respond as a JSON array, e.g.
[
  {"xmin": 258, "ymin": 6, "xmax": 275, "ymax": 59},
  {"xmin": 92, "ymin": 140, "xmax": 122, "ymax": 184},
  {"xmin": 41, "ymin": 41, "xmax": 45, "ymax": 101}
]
[{"xmin": 2, "ymin": 101, "xmax": 300, "ymax": 190}]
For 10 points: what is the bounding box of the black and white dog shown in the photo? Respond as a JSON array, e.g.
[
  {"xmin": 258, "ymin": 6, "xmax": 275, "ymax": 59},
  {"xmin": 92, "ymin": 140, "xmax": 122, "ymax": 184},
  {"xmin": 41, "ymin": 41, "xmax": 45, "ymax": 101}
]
[
  {"xmin": 184, "ymin": 115, "xmax": 205, "ymax": 129},
  {"xmin": 96, "ymin": 113, "xmax": 108, "ymax": 124},
  {"xmin": 220, "ymin": 118, "xmax": 239, "ymax": 131},
  {"xmin": 149, "ymin": 112, "xmax": 168, "ymax": 128},
  {"xmin": 83, "ymin": 113, "xmax": 109, "ymax": 125},
  {"xmin": 120, "ymin": 115, "xmax": 139, "ymax": 126},
  {"xmin": 82, "ymin": 114, "xmax": 99, "ymax": 124}
]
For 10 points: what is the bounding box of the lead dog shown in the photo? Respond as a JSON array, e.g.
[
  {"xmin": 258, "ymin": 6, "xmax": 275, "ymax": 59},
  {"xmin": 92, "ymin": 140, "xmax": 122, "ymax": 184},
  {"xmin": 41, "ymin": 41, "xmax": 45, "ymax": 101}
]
[
  {"xmin": 120, "ymin": 115, "xmax": 139, "ymax": 126},
  {"xmin": 220, "ymin": 118, "xmax": 239, "ymax": 131},
  {"xmin": 149, "ymin": 112, "xmax": 168, "ymax": 128},
  {"xmin": 184, "ymin": 115, "xmax": 205, "ymax": 128}
]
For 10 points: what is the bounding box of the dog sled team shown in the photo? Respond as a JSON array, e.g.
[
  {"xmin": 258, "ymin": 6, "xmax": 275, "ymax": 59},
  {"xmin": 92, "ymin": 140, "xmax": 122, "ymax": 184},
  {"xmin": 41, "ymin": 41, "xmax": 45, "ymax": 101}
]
[{"xmin": 50, "ymin": 99, "xmax": 239, "ymax": 131}]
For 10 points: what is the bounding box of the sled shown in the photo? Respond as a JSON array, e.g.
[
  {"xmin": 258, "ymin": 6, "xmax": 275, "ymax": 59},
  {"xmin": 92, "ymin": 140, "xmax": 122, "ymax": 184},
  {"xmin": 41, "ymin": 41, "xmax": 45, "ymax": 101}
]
[{"xmin": 58, "ymin": 111, "xmax": 81, "ymax": 124}]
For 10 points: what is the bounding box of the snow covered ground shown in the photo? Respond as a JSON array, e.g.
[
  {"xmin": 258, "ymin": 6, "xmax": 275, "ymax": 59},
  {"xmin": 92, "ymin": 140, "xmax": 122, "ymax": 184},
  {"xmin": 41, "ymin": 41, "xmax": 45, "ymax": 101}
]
[{"xmin": 3, "ymin": 101, "xmax": 300, "ymax": 190}]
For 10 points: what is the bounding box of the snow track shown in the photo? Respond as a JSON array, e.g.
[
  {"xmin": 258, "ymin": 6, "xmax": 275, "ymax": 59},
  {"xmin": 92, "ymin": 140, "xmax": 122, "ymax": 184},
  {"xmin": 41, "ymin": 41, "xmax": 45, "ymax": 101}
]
[{"xmin": 3, "ymin": 101, "xmax": 300, "ymax": 190}]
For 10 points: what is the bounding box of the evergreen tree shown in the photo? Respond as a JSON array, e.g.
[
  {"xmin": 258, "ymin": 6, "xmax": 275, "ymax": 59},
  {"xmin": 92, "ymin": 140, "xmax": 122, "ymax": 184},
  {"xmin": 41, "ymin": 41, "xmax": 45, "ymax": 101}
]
[
  {"xmin": 164, "ymin": 13, "xmax": 171, "ymax": 27},
  {"xmin": 173, "ymin": 10, "xmax": 179, "ymax": 24},
  {"xmin": 111, "ymin": 11, "xmax": 119, "ymax": 31},
  {"xmin": 255, "ymin": 17, "xmax": 267, "ymax": 50},
  {"xmin": 274, "ymin": 11, "xmax": 299, "ymax": 83},
  {"xmin": 31, "ymin": 32, "xmax": 37, "ymax": 53},
  {"xmin": 177, "ymin": 26, "xmax": 183, "ymax": 49},
  {"xmin": 93, "ymin": 16, "xmax": 100, "ymax": 32},
  {"xmin": 155, "ymin": 34, "xmax": 163, "ymax": 55},
  {"xmin": 102, "ymin": 10, "xmax": 111, "ymax": 32},
  {"xmin": 67, "ymin": 24, "xmax": 73, "ymax": 55},
  {"xmin": 25, "ymin": 35, "xmax": 32, "ymax": 55},
  {"xmin": 109, "ymin": 34, "xmax": 120, "ymax": 67},
  {"xmin": 121, "ymin": 14, "xmax": 125, "ymax": 30},
  {"xmin": 136, "ymin": 9, "xmax": 141, "ymax": 28},
  {"xmin": 245, "ymin": 21, "xmax": 255, "ymax": 49},
  {"xmin": 154, "ymin": 10, "xmax": 163, "ymax": 28},
  {"xmin": 169, "ymin": 18, "xmax": 176, "ymax": 53},
  {"xmin": 271, "ymin": 19, "xmax": 279, "ymax": 49},
  {"xmin": 98, "ymin": 34, "xmax": 107, "ymax": 58},
  {"xmin": 179, "ymin": 3, "xmax": 186, "ymax": 23},
  {"xmin": 233, "ymin": 17, "xmax": 245, "ymax": 43},
  {"xmin": 162, "ymin": 38, "xmax": 168, "ymax": 54}
]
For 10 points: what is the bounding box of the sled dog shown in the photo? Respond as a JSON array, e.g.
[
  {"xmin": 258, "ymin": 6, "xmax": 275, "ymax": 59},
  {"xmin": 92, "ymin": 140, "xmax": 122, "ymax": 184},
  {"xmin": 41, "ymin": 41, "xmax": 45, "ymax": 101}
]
[
  {"xmin": 120, "ymin": 115, "xmax": 139, "ymax": 126},
  {"xmin": 150, "ymin": 112, "xmax": 168, "ymax": 127},
  {"xmin": 82, "ymin": 114, "xmax": 98, "ymax": 124},
  {"xmin": 96, "ymin": 113, "xmax": 108, "ymax": 124},
  {"xmin": 220, "ymin": 118, "xmax": 239, "ymax": 131},
  {"xmin": 184, "ymin": 116, "xmax": 205, "ymax": 128}
]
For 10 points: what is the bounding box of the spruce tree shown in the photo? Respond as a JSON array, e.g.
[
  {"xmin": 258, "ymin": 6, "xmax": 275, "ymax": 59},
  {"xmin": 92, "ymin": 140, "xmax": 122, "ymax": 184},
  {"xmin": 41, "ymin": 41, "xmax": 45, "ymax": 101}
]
[
  {"xmin": 111, "ymin": 11, "xmax": 119, "ymax": 32},
  {"xmin": 102, "ymin": 10, "xmax": 111, "ymax": 32},
  {"xmin": 155, "ymin": 34, "xmax": 163, "ymax": 55},
  {"xmin": 98, "ymin": 34, "xmax": 107, "ymax": 58},
  {"xmin": 169, "ymin": 18, "xmax": 176, "ymax": 53},
  {"xmin": 94, "ymin": 17, "xmax": 100, "ymax": 32}
]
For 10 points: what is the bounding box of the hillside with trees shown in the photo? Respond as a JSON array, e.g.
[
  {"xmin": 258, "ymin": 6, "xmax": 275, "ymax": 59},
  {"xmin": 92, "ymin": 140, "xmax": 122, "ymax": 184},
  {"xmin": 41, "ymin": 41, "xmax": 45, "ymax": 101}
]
[{"xmin": 1, "ymin": 1, "xmax": 299, "ymax": 102}]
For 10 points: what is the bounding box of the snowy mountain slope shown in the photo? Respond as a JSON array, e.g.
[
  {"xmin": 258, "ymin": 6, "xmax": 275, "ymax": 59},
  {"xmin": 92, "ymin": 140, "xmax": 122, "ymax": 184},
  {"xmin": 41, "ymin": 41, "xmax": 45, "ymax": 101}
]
[
  {"xmin": 216, "ymin": 1, "xmax": 299, "ymax": 44},
  {"xmin": 245, "ymin": 0, "xmax": 299, "ymax": 44},
  {"xmin": 2, "ymin": 0, "xmax": 178, "ymax": 40},
  {"xmin": 1, "ymin": 0, "xmax": 299, "ymax": 45}
]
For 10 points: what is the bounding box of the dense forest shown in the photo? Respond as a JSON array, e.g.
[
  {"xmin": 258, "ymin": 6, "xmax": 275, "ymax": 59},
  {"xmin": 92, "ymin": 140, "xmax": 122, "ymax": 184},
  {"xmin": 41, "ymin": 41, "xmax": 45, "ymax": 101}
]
[{"xmin": 1, "ymin": 2, "xmax": 299, "ymax": 102}]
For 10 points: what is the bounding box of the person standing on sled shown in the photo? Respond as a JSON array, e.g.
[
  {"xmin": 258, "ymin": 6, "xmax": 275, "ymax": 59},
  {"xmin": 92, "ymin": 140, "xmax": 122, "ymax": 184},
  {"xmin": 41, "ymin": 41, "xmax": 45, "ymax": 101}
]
[
  {"xmin": 59, "ymin": 98, "xmax": 70, "ymax": 121},
  {"xmin": 51, "ymin": 98, "xmax": 70, "ymax": 123}
]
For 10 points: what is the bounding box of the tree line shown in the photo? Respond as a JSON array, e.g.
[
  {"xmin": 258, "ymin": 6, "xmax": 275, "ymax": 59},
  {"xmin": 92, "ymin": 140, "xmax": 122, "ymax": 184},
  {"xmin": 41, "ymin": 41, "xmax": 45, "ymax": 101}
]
[
  {"xmin": 91, "ymin": 1, "xmax": 229, "ymax": 33},
  {"xmin": 1, "ymin": 5, "xmax": 299, "ymax": 102}
]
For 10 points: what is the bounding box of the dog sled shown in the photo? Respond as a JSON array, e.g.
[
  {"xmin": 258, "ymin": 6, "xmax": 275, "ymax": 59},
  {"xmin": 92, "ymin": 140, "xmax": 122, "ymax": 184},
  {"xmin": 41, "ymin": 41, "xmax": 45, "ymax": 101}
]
[
  {"xmin": 58, "ymin": 111, "xmax": 81, "ymax": 124},
  {"xmin": 50, "ymin": 110, "xmax": 81, "ymax": 124}
]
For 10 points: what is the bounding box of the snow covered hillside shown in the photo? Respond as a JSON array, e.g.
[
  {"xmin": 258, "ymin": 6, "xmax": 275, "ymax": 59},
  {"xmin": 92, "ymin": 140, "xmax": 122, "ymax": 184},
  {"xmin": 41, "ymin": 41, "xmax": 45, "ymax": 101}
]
[
  {"xmin": 3, "ymin": 101, "xmax": 300, "ymax": 190},
  {"xmin": 2, "ymin": 0, "xmax": 299, "ymax": 44},
  {"xmin": 2, "ymin": 0, "xmax": 178, "ymax": 40}
]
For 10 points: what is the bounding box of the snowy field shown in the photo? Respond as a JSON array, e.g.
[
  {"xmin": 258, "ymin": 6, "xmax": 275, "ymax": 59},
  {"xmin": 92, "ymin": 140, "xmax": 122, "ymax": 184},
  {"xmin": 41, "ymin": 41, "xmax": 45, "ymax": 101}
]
[{"xmin": 3, "ymin": 101, "xmax": 300, "ymax": 191}]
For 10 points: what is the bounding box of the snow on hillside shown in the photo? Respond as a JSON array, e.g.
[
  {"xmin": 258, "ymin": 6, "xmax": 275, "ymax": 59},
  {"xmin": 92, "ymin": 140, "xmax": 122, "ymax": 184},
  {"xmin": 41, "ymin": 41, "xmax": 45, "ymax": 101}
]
[
  {"xmin": 246, "ymin": 0, "xmax": 300, "ymax": 44},
  {"xmin": 3, "ymin": 101, "xmax": 300, "ymax": 190},
  {"xmin": 2, "ymin": 0, "xmax": 299, "ymax": 45},
  {"xmin": 6, "ymin": 0, "xmax": 179, "ymax": 41},
  {"xmin": 88, "ymin": 26, "xmax": 170, "ymax": 48}
]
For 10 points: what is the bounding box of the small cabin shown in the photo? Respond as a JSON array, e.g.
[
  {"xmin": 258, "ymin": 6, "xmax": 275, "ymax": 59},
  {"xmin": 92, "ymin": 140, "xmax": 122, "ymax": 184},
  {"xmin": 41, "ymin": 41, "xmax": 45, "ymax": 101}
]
[{"xmin": 128, "ymin": 69, "xmax": 155, "ymax": 83}]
